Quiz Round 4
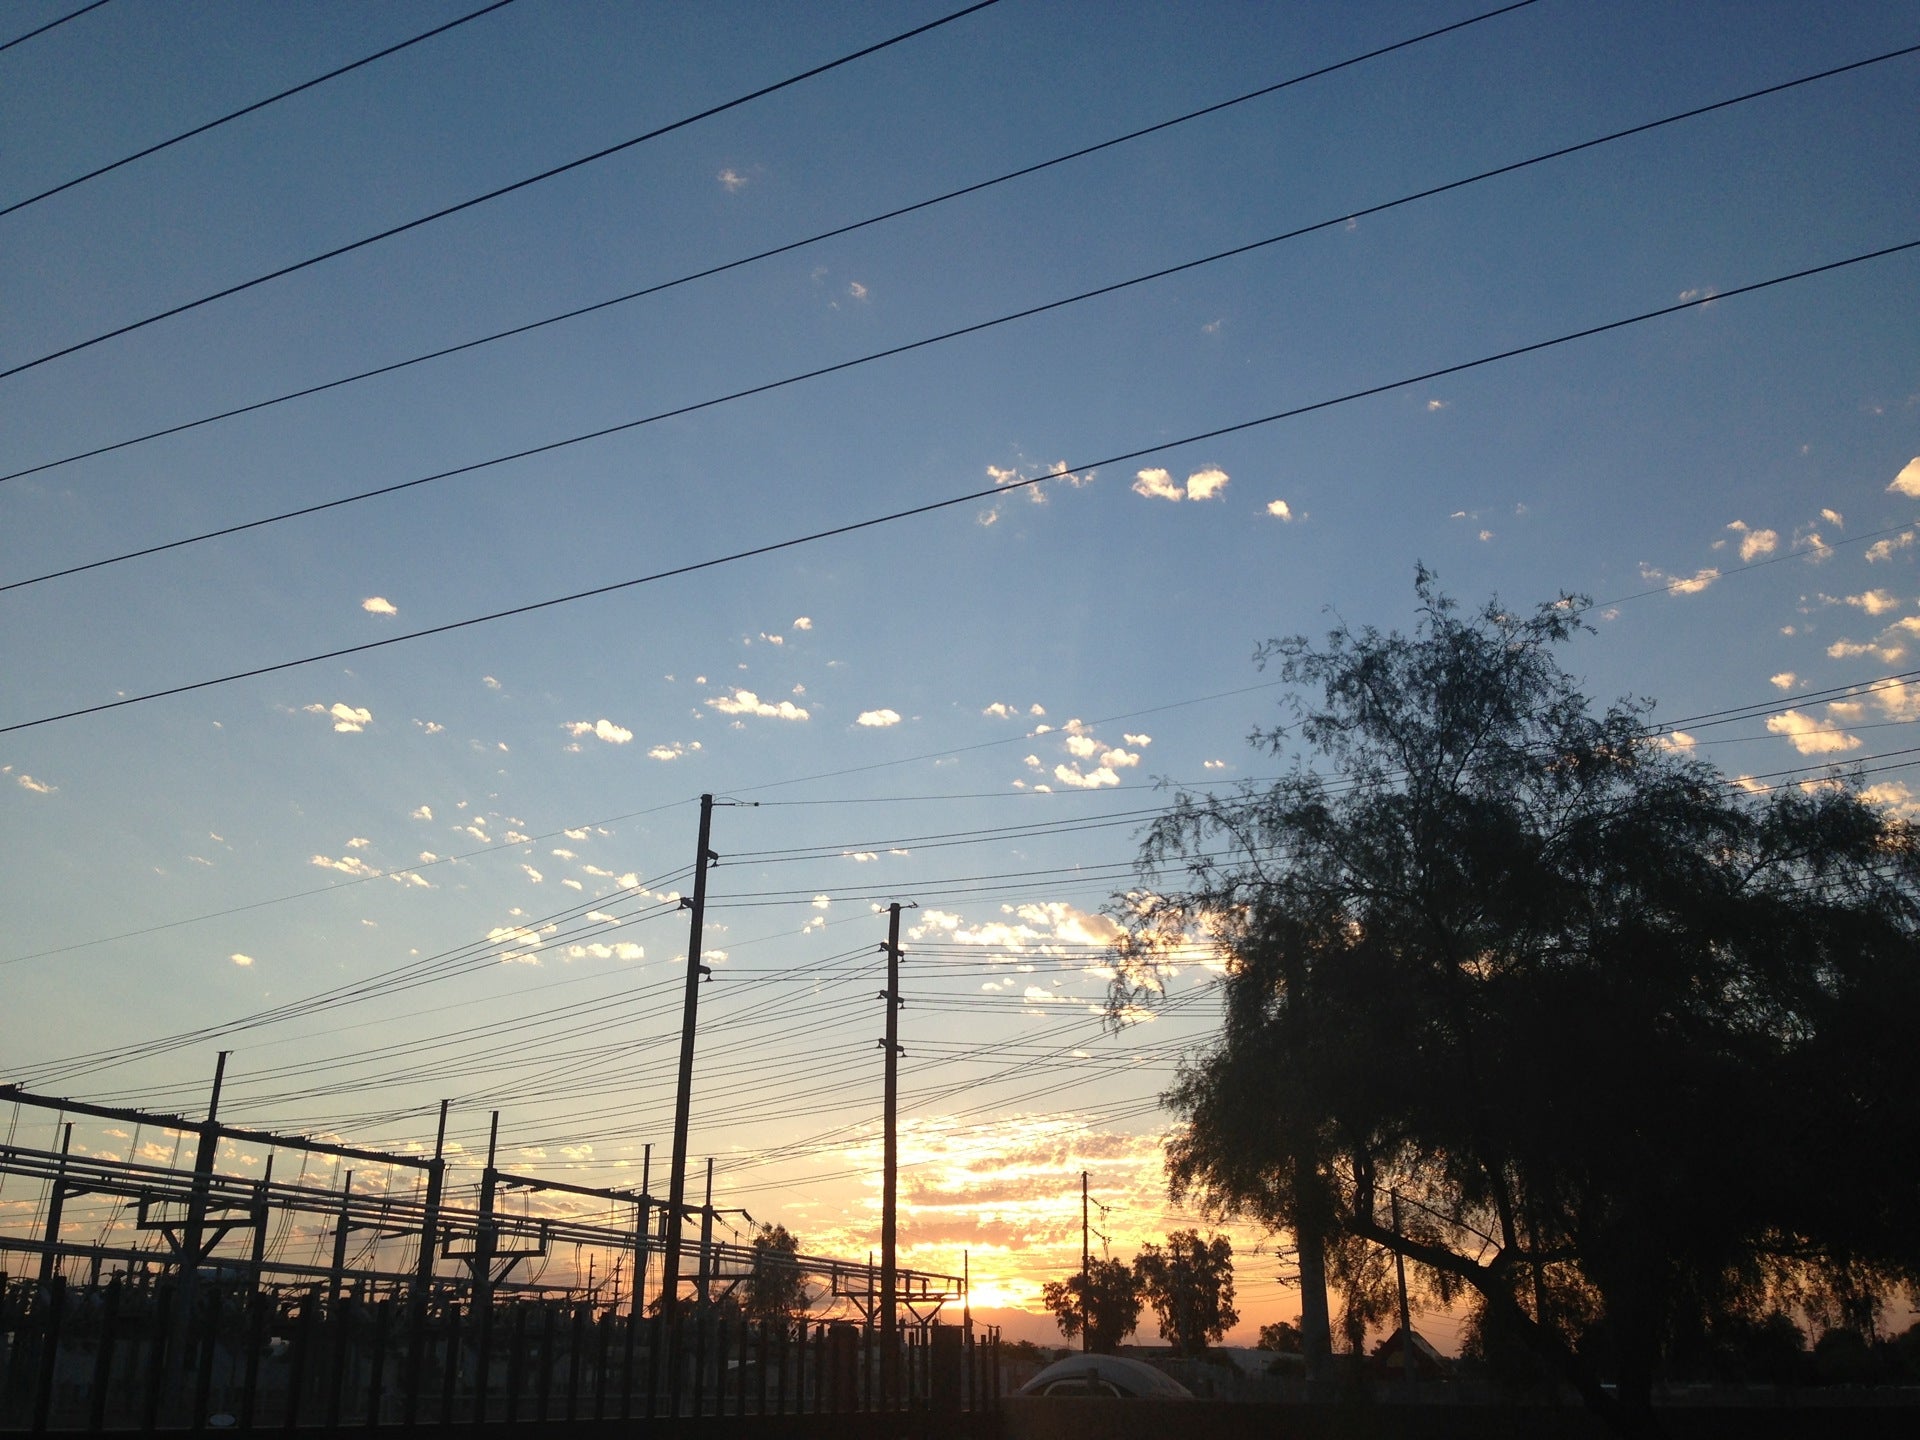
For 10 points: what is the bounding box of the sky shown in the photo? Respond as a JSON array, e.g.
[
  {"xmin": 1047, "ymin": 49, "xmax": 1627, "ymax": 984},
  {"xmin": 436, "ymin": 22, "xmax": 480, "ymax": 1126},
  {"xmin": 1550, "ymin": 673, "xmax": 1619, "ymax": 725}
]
[{"xmin": 3, "ymin": 0, "xmax": 1919, "ymax": 1350}]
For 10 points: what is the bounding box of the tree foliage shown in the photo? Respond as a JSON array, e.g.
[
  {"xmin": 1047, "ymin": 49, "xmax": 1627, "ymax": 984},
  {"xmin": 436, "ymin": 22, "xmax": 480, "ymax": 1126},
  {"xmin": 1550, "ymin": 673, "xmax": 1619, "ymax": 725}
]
[
  {"xmin": 1133, "ymin": 1230, "xmax": 1238, "ymax": 1356},
  {"xmin": 1040, "ymin": 1257, "xmax": 1141, "ymax": 1353},
  {"xmin": 741, "ymin": 1223, "xmax": 810, "ymax": 1322},
  {"xmin": 1109, "ymin": 573, "xmax": 1920, "ymax": 1435}
]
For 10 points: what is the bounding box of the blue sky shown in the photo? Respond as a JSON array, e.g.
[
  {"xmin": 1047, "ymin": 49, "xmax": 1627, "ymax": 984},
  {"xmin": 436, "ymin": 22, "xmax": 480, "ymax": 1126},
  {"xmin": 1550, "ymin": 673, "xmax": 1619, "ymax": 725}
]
[{"xmin": 3, "ymin": 0, "xmax": 1918, "ymax": 1343}]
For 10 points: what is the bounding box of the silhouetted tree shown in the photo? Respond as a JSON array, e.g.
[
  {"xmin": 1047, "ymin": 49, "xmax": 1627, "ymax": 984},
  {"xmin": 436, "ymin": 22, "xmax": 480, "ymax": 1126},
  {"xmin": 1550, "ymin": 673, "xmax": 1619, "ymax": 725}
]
[
  {"xmin": 741, "ymin": 1223, "xmax": 810, "ymax": 1322},
  {"xmin": 1133, "ymin": 1231, "xmax": 1238, "ymax": 1356},
  {"xmin": 1040, "ymin": 1257, "xmax": 1141, "ymax": 1353},
  {"xmin": 1256, "ymin": 1319, "xmax": 1302, "ymax": 1353},
  {"xmin": 1109, "ymin": 571, "xmax": 1920, "ymax": 1438}
]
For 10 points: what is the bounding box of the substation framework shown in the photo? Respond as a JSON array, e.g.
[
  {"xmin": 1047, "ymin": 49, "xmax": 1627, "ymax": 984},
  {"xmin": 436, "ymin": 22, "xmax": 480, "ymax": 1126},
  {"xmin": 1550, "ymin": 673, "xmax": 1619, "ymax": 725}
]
[{"xmin": 0, "ymin": 1084, "xmax": 963, "ymax": 1317}]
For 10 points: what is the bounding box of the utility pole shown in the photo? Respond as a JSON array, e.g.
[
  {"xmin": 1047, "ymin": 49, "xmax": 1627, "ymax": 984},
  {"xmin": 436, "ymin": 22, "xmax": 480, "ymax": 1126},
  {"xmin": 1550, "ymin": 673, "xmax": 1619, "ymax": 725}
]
[
  {"xmin": 1392, "ymin": 1190, "xmax": 1414, "ymax": 1392},
  {"xmin": 1081, "ymin": 1172, "xmax": 1090, "ymax": 1352},
  {"xmin": 662, "ymin": 794, "xmax": 718, "ymax": 1326},
  {"xmin": 631, "ymin": 1144, "xmax": 652, "ymax": 1320},
  {"xmin": 178, "ymin": 1051, "xmax": 230, "ymax": 1281},
  {"xmin": 879, "ymin": 902, "xmax": 904, "ymax": 1400},
  {"xmin": 37, "ymin": 1123, "xmax": 73, "ymax": 1285}
]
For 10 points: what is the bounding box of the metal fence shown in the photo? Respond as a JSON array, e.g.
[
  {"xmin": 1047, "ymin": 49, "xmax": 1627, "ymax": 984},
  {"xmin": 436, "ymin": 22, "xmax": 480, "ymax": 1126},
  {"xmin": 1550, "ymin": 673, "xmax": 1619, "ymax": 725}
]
[{"xmin": 0, "ymin": 1275, "xmax": 1001, "ymax": 1430}]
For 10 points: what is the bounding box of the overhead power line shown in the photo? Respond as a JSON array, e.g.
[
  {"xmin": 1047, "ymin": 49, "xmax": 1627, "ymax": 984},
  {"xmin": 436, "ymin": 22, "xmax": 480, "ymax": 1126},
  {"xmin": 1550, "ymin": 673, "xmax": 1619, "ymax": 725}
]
[
  {"xmin": 0, "ymin": 0, "xmax": 1003, "ymax": 382},
  {"xmin": 0, "ymin": 0, "xmax": 110, "ymax": 53},
  {"xmin": 0, "ymin": 0, "xmax": 1544, "ymax": 485},
  {"xmin": 15, "ymin": 40, "xmax": 1918, "ymax": 586},
  {"xmin": 1, "ymin": 0, "xmax": 521, "ymax": 217},
  {"xmin": 4, "ymin": 236, "xmax": 1914, "ymax": 736}
]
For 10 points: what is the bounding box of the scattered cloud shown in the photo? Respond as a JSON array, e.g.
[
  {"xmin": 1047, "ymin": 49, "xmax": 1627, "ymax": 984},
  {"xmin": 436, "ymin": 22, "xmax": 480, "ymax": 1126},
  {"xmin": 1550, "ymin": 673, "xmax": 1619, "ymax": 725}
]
[
  {"xmin": 360, "ymin": 596, "xmax": 397, "ymax": 616},
  {"xmin": 1426, "ymin": 398, "xmax": 1447, "ymax": 412},
  {"xmin": 521, "ymin": 864, "xmax": 544, "ymax": 884},
  {"xmin": 648, "ymin": 740, "xmax": 702, "ymax": 761},
  {"xmin": 311, "ymin": 854, "xmax": 378, "ymax": 878},
  {"xmin": 1639, "ymin": 564, "xmax": 1719, "ymax": 596},
  {"xmin": 793, "ymin": 617, "xmax": 813, "ymax": 630},
  {"xmin": 563, "ymin": 718, "xmax": 634, "ymax": 745},
  {"xmin": 857, "ymin": 709, "xmax": 902, "ymax": 728},
  {"xmin": 411, "ymin": 804, "xmax": 433, "ymax": 820},
  {"xmin": 482, "ymin": 675, "xmax": 501, "ymax": 690},
  {"xmin": 1203, "ymin": 759, "xmax": 1226, "ymax": 770},
  {"xmin": 305, "ymin": 701, "xmax": 372, "ymax": 733},
  {"xmin": 848, "ymin": 281, "xmax": 868, "ymax": 301},
  {"xmin": 1867, "ymin": 530, "xmax": 1915, "ymax": 563},
  {"xmin": 1266, "ymin": 499, "xmax": 1294, "ymax": 521},
  {"xmin": 229, "ymin": 953, "xmax": 254, "ymax": 967},
  {"xmin": 1654, "ymin": 730, "xmax": 1696, "ymax": 753},
  {"xmin": 1122, "ymin": 733, "xmax": 1150, "ymax": 746},
  {"xmin": 1770, "ymin": 673, "xmax": 1797, "ymax": 691},
  {"xmin": 1844, "ymin": 590, "xmax": 1902, "ymax": 616},
  {"xmin": 1132, "ymin": 465, "xmax": 1229, "ymax": 502},
  {"xmin": 14, "ymin": 773, "xmax": 56, "ymax": 795},
  {"xmin": 707, "ymin": 689, "xmax": 809, "ymax": 720},
  {"xmin": 1887, "ymin": 457, "xmax": 1920, "ymax": 497},
  {"xmin": 567, "ymin": 942, "xmax": 645, "ymax": 961},
  {"xmin": 413, "ymin": 719, "xmax": 445, "ymax": 735},
  {"xmin": 1725, "ymin": 520, "xmax": 1778, "ymax": 562},
  {"xmin": 1765, "ymin": 709, "xmax": 1862, "ymax": 756},
  {"xmin": 717, "ymin": 168, "xmax": 750, "ymax": 192}
]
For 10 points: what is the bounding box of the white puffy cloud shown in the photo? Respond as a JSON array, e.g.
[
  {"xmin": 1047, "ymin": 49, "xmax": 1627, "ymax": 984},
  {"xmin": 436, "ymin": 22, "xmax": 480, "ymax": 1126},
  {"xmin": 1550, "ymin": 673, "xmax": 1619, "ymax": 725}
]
[
  {"xmin": 1131, "ymin": 465, "xmax": 1229, "ymax": 502},
  {"xmin": 564, "ymin": 718, "xmax": 633, "ymax": 745},
  {"xmin": 1203, "ymin": 759, "xmax": 1226, "ymax": 770},
  {"xmin": 1053, "ymin": 763, "xmax": 1120, "ymax": 789},
  {"xmin": 707, "ymin": 689, "xmax": 809, "ymax": 720},
  {"xmin": 1765, "ymin": 709, "xmax": 1862, "ymax": 756},
  {"xmin": 648, "ymin": 741, "xmax": 702, "ymax": 761},
  {"xmin": 1867, "ymin": 531, "xmax": 1915, "ymax": 563},
  {"xmin": 857, "ymin": 708, "xmax": 902, "ymax": 727},
  {"xmin": 14, "ymin": 773, "xmax": 56, "ymax": 795},
  {"xmin": 567, "ymin": 942, "xmax": 645, "ymax": 961},
  {"xmin": 1886, "ymin": 457, "xmax": 1920, "ymax": 497},
  {"xmin": 521, "ymin": 864, "xmax": 544, "ymax": 884},
  {"xmin": 305, "ymin": 702, "xmax": 372, "ymax": 733},
  {"xmin": 1123, "ymin": 733, "xmax": 1151, "ymax": 746},
  {"xmin": 482, "ymin": 675, "xmax": 502, "ymax": 690},
  {"xmin": 1184, "ymin": 466, "xmax": 1229, "ymax": 500},
  {"xmin": 311, "ymin": 854, "xmax": 378, "ymax": 878},
  {"xmin": 1769, "ymin": 673, "xmax": 1797, "ymax": 691},
  {"xmin": 1267, "ymin": 499, "xmax": 1293, "ymax": 520},
  {"xmin": 361, "ymin": 596, "xmax": 397, "ymax": 616},
  {"xmin": 1639, "ymin": 564, "xmax": 1719, "ymax": 596},
  {"xmin": 1844, "ymin": 590, "xmax": 1902, "ymax": 616},
  {"xmin": 1131, "ymin": 467, "xmax": 1183, "ymax": 501},
  {"xmin": 413, "ymin": 719, "xmax": 445, "ymax": 735},
  {"xmin": 345, "ymin": 836, "xmax": 371, "ymax": 849},
  {"xmin": 1654, "ymin": 730, "xmax": 1696, "ymax": 753},
  {"xmin": 717, "ymin": 168, "xmax": 748, "ymax": 192},
  {"xmin": 1065, "ymin": 733, "xmax": 1099, "ymax": 759},
  {"xmin": 793, "ymin": 617, "xmax": 812, "ymax": 630},
  {"xmin": 1725, "ymin": 521, "xmax": 1778, "ymax": 562},
  {"xmin": 230, "ymin": 953, "xmax": 254, "ymax": 967}
]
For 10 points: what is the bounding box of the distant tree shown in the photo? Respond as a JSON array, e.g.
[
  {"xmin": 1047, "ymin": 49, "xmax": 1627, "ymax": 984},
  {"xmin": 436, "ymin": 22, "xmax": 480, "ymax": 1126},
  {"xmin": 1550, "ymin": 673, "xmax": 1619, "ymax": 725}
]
[
  {"xmin": 1108, "ymin": 572, "xmax": 1920, "ymax": 1438},
  {"xmin": 1040, "ymin": 1257, "xmax": 1141, "ymax": 1353},
  {"xmin": 1256, "ymin": 1319, "xmax": 1302, "ymax": 1354},
  {"xmin": 741, "ymin": 1223, "xmax": 810, "ymax": 1322},
  {"xmin": 1133, "ymin": 1231, "xmax": 1238, "ymax": 1356}
]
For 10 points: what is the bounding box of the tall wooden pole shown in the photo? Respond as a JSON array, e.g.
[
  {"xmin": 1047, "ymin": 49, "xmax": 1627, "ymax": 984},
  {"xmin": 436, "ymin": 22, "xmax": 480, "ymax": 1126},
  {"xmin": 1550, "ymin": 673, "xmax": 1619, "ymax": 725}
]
[
  {"xmin": 879, "ymin": 902, "xmax": 903, "ymax": 1399},
  {"xmin": 662, "ymin": 794, "xmax": 717, "ymax": 1325}
]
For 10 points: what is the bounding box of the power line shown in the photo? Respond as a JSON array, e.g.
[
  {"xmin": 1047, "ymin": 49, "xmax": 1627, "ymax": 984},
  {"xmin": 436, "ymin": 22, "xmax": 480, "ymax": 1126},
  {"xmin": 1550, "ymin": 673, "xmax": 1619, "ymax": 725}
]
[
  {"xmin": 6, "ymin": 236, "xmax": 1914, "ymax": 736},
  {"xmin": 0, "ymin": 0, "xmax": 110, "ymax": 53},
  {"xmin": 18, "ymin": 41, "xmax": 1919, "ymax": 588},
  {"xmin": 0, "ymin": 0, "xmax": 1003, "ymax": 381},
  {"xmin": 1, "ymin": 1, "xmax": 520, "ymax": 217},
  {"xmin": 0, "ymin": 0, "xmax": 1544, "ymax": 486}
]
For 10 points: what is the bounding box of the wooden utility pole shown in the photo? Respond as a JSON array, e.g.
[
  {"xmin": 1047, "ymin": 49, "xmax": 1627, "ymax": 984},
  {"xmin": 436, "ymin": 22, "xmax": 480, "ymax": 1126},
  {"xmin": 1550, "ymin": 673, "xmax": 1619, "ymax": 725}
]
[
  {"xmin": 661, "ymin": 794, "xmax": 717, "ymax": 1324},
  {"xmin": 879, "ymin": 902, "xmax": 904, "ymax": 1399},
  {"xmin": 1392, "ymin": 1190, "xmax": 1414, "ymax": 1392},
  {"xmin": 1081, "ymin": 1172, "xmax": 1090, "ymax": 1352}
]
